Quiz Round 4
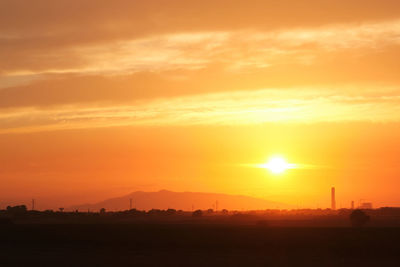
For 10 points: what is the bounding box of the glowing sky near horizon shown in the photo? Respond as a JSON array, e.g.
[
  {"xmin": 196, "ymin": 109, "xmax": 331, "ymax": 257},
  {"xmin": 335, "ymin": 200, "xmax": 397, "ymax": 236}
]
[{"xmin": 1, "ymin": 0, "xmax": 400, "ymax": 209}]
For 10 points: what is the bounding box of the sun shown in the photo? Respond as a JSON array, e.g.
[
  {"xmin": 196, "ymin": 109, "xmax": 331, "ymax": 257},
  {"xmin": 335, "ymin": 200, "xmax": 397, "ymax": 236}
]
[{"xmin": 259, "ymin": 156, "xmax": 295, "ymax": 174}]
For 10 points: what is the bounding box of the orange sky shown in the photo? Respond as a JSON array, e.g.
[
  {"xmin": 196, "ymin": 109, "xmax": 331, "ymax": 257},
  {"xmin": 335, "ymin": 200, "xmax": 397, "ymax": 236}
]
[{"xmin": 1, "ymin": 0, "xmax": 400, "ymax": 209}]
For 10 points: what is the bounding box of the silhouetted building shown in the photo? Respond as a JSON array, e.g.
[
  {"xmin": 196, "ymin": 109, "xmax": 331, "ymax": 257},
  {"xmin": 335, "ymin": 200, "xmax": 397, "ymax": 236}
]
[{"xmin": 331, "ymin": 187, "xmax": 336, "ymax": 210}]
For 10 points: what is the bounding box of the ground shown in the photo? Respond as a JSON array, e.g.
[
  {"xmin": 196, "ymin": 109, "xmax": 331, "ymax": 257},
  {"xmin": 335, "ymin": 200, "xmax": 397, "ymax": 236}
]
[{"xmin": 1, "ymin": 224, "xmax": 399, "ymax": 266}]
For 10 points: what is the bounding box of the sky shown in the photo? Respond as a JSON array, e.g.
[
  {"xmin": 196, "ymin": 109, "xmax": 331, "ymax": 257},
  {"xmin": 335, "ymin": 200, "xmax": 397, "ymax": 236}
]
[{"xmin": 1, "ymin": 0, "xmax": 400, "ymax": 209}]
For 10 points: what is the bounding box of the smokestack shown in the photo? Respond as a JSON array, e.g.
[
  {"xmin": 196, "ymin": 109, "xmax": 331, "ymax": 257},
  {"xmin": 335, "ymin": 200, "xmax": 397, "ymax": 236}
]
[
  {"xmin": 331, "ymin": 187, "xmax": 336, "ymax": 210},
  {"xmin": 351, "ymin": 200, "xmax": 354, "ymax": 210}
]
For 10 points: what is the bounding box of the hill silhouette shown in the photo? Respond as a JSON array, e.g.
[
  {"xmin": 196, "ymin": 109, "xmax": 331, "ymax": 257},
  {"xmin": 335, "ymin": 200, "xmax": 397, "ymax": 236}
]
[{"xmin": 70, "ymin": 190, "xmax": 290, "ymax": 211}]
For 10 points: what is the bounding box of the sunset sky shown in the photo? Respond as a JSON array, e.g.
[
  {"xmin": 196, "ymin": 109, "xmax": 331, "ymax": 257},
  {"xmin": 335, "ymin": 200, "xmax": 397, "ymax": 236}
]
[{"xmin": 1, "ymin": 0, "xmax": 400, "ymax": 209}]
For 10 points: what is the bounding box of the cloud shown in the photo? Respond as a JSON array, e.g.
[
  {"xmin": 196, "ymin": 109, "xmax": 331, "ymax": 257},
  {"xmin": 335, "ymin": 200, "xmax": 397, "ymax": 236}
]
[
  {"xmin": 1, "ymin": 0, "xmax": 400, "ymax": 128},
  {"xmin": 2, "ymin": 19, "xmax": 400, "ymax": 76},
  {"xmin": 1, "ymin": 85, "xmax": 400, "ymax": 134},
  {"xmin": 1, "ymin": 18, "xmax": 400, "ymax": 110}
]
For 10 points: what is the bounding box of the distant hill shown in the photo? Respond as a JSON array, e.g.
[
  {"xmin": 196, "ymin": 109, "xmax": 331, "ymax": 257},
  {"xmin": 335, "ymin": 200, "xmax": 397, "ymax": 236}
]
[{"xmin": 70, "ymin": 190, "xmax": 290, "ymax": 211}]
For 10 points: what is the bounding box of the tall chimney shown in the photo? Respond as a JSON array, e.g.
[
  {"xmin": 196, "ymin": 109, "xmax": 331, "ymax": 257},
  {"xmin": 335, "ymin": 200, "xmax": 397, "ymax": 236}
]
[{"xmin": 331, "ymin": 187, "xmax": 336, "ymax": 210}]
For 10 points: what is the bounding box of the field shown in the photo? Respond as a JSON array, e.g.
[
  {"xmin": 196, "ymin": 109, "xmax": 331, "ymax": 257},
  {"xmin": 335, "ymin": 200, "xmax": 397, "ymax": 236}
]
[{"xmin": 1, "ymin": 224, "xmax": 399, "ymax": 266}]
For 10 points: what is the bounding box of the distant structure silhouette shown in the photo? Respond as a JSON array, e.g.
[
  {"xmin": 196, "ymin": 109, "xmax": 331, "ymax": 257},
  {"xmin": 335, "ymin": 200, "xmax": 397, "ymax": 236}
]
[
  {"xmin": 331, "ymin": 187, "xmax": 336, "ymax": 210},
  {"xmin": 32, "ymin": 199, "xmax": 35, "ymax": 211},
  {"xmin": 351, "ymin": 201, "xmax": 354, "ymax": 209}
]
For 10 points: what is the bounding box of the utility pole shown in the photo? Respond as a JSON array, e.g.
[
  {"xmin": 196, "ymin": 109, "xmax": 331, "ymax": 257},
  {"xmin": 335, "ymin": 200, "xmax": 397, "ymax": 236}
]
[{"xmin": 130, "ymin": 198, "xmax": 132, "ymax": 210}]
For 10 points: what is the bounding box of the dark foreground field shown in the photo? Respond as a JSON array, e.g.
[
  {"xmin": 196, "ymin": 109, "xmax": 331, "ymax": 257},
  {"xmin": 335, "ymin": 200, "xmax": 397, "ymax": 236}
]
[{"xmin": 1, "ymin": 224, "xmax": 400, "ymax": 266}]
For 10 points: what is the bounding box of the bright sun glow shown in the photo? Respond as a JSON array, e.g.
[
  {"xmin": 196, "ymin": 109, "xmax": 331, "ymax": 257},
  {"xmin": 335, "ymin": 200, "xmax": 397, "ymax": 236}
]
[{"xmin": 259, "ymin": 157, "xmax": 296, "ymax": 174}]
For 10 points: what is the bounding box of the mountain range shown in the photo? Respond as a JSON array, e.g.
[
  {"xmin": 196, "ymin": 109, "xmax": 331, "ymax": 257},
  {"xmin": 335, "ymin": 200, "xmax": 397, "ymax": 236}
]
[{"xmin": 70, "ymin": 190, "xmax": 290, "ymax": 211}]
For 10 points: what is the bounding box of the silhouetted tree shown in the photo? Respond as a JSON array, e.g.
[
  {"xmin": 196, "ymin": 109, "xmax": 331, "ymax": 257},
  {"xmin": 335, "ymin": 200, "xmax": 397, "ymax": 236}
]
[
  {"xmin": 148, "ymin": 209, "xmax": 163, "ymax": 216},
  {"xmin": 6, "ymin": 205, "xmax": 27, "ymax": 215},
  {"xmin": 207, "ymin": 209, "xmax": 214, "ymax": 214},
  {"xmin": 100, "ymin": 208, "xmax": 106, "ymax": 214},
  {"xmin": 59, "ymin": 208, "xmax": 64, "ymax": 212},
  {"xmin": 192, "ymin": 209, "xmax": 202, "ymax": 217},
  {"xmin": 127, "ymin": 209, "xmax": 145, "ymax": 216},
  {"xmin": 6, "ymin": 205, "xmax": 28, "ymax": 219},
  {"xmin": 166, "ymin": 209, "xmax": 176, "ymax": 215},
  {"xmin": 221, "ymin": 209, "xmax": 229, "ymax": 214},
  {"xmin": 6, "ymin": 205, "xmax": 27, "ymax": 213},
  {"xmin": 350, "ymin": 209, "xmax": 370, "ymax": 227}
]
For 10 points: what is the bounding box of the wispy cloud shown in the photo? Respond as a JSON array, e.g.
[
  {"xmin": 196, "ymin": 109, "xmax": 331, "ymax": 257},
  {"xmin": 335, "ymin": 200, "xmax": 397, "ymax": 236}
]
[
  {"xmin": 2, "ymin": 19, "xmax": 400, "ymax": 77},
  {"xmin": 1, "ymin": 85, "xmax": 400, "ymax": 134}
]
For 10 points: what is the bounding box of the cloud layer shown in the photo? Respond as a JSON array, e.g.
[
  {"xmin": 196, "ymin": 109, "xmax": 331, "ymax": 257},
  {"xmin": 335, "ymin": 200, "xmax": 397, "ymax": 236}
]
[
  {"xmin": 2, "ymin": 19, "xmax": 400, "ymax": 76},
  {"xmin": 1, "ymin": 0, "xmax": 400, "ymax": 132},
  {"xmin": 1, "ymin": 86, "xmax": 400, "ymax": 134}
]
